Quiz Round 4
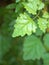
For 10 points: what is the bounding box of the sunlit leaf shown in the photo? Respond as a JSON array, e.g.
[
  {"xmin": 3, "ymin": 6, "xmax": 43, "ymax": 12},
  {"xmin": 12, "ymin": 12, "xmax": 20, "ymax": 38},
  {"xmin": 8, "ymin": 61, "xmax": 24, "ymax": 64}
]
[
  {"xmin": 38, "ymin": 18, "xmax": 48, "ymax": 32},
  {"xmin": 12, "ymin": 13, "xmax": 37, "ymax": 37}
]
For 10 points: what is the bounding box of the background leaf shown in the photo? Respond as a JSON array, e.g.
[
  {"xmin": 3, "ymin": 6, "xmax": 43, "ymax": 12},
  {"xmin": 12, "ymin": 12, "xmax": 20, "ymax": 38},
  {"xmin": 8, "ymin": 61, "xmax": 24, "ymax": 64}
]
[
  {"xmin": 43, "ymin": 33, "xmax": 49, "ymax": 51},
  {"xmin": 23, "ymin": 35, "xmax": 46, "ymax": 60},
  {"xmin": 43, "ymin": 53, "xmax": 49, "ymax": 65}
]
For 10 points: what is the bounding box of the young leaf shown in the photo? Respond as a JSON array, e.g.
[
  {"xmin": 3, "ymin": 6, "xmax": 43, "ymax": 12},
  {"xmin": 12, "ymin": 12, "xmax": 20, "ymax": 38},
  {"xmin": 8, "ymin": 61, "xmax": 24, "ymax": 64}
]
[
  {"xmin": 47, "ymin": 20, "xmax": 49, "ymax": 28},
  {"xmin": 42, "ymin": 11, "xmax": 49, "ymax": 19},
  {"xmin": 12, "ymin": 13, "xmax": 37, "ymax": 37},
  {"xmin": 38, "ymin": 18, "xmax": 48, "ymax": 32},
  {"xmin": 23, "ymin": 2, "xmax": 37, "ymax": 14},
  {"xmin": 38, "ymin": 2, "xmax": 44, "ymax": 10},
  {"xmin": 23, "ymin": 0, "xmax": 44, "ymax": 15}
]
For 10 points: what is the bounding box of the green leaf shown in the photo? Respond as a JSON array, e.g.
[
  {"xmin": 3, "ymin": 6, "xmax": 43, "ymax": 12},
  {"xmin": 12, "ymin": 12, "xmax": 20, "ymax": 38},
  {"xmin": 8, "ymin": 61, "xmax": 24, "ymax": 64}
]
[
  {"xmin": 15, "ymin": 3, "xmax": 23, "ymax": 13},
  {"xmin": 47, "ymin": 20, "xmax": 49, "ymax": 28},
  {"xmin": 23, "ymin": 0, "xmax": 44, "ymax": 15},
  {"xmin": 42, "ymin": 11, "xmax": 49, "ymax": 19},
  {"xmin": 35, "ymin": 28, "xmax": 43, "ymax": 36},
  {"xmin": 16, "ymin": 0, "xmax": 20, "ymax": 3},
  {"xmin": 23, "ymin": 35, "xmax": 46, "ymax": 60},
  {"xmin": 0, "ymin": 35, "xmax": 12, "ymax": 61},
  {"xmin": 43, "ymin": 53, "xmax": 49, "ymax": 65},
  {"xmin": 12, "ymin": 13, "xmax": 37, "ymax": 37},
  {"xmin": 38, "ymin": 18, "xmax": 48, "ymax": 32},
  {"xmin": 28, "ymin": 0, "xmax": 40, "ymax": 4},
  {"xmin": 23, "ymin": 2, "xmax": 37, "ymax": 14},
  {"xmin": 6, "ymin": 3, "xmax": 16, "ymax": 9},
  {"xmin": 43, "ymin": 33, "xmax": 49, "ymax": 51},
  {"xmin": 38, "ymin": 2, "xmax": 44, "ymax": 10}
]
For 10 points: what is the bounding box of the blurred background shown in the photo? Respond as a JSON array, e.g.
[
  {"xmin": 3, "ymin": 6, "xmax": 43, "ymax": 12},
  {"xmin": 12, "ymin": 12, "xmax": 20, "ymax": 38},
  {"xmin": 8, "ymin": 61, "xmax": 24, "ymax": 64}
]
[{"xmin": 0, "ymin": 0, "xmax": 49, "ymax": 65}]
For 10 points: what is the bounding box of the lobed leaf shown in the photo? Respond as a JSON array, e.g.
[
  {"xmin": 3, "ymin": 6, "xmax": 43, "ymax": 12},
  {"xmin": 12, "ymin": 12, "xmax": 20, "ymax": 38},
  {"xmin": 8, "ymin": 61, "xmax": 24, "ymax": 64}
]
[
  {"xmin": 38, "ymin": 18, "xmax": 48, "ymax": 32},
  {"xmin": 23, "ymin": 35, "xmax": 46, "ymax": 60},
  {"xmin": 12, "ymin": 13, "xmax": 37, "ymax": 37}
]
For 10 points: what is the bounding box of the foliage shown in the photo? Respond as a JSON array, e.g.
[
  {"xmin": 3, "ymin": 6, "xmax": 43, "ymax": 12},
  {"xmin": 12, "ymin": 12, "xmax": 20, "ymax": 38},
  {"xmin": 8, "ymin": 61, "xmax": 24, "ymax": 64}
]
[
  {"xmin": 23, "ymin": 35, "xmax": 46, "ymax": 60},
  {"xmin": 12, "ymin": 13, "xmax": 37, "ymax": 37},
  {"xmin": 0, "ymin": 0, "xmax": 49, "ymax": 65}
]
